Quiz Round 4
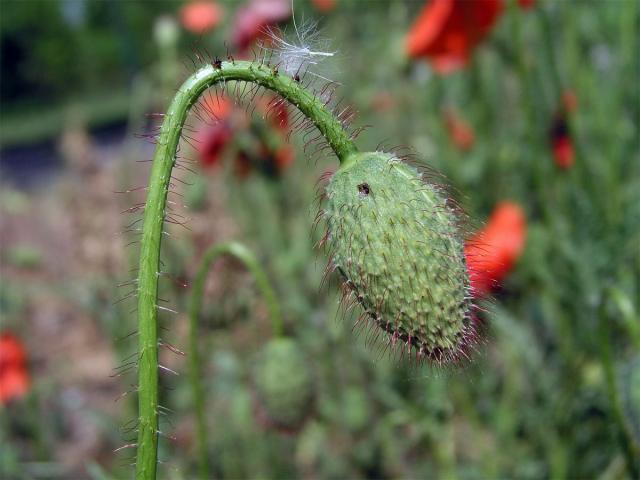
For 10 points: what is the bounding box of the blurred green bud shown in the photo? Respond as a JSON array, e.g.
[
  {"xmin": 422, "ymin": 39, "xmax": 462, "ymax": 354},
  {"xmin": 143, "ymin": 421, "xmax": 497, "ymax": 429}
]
[{"xmin": 253, "ymin": 338, "xmax": 313, "ymax": 428}]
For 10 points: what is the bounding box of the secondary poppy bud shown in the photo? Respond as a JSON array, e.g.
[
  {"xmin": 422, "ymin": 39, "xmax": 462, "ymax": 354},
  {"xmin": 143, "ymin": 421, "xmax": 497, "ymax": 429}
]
[{"xmin": 253, "ymin": 338, "xmax": 313, "ymax": 428}]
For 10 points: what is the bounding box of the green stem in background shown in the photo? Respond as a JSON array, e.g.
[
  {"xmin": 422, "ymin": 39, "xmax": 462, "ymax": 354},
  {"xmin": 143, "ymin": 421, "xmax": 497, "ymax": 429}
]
[
  {"xmin": 188, "ymin": 241, "xmax": 283, "ymax": 480},
  {"xmin": 135, "ymin": 60, "xmax": 358, "ymax": 480}
]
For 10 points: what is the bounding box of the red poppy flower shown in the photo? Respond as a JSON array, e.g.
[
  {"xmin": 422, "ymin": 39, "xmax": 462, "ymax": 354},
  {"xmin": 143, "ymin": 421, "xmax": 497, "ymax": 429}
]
[
  {"xmin": 196, "ymin": 92, "xmax": 294, "ymax": 177},
  {"xmin": 406, "ymin": 0, "xmax": 503, "ymax": 74},
  {"xmin": 549, "ymin": 111, "xmax": 574, "ymax": 170},
  {"xmin": 444, "ymin": 109, "xmax": 475, "ymax": 150},
  {"xmin": 232, "ymin": 0, "xmax": 291, "ymax": 53},
  {"xmin": 197, "ymin": 123, "xmax": 234, "ymax": 168},
  {"xmin": 312, "ymin": 0, "xmax": 337, "ymax": 13},
  {"xmin": 0, "ymin": 333, "xmax": 30, "ymax": 405},
  {"xmin": 465, "ymin": 202, "xmax": 526, "ymax": 297},
  {"xmin": 517, "ymin": 0, "xmax": 535, "ymax": 9},
  {"xmin": 180, "ymin": 1, "xmax": 224, "ymax": 34},
  {"xmin": 551, "ymin": 134, "xmax": 574, "ymax": 169}
]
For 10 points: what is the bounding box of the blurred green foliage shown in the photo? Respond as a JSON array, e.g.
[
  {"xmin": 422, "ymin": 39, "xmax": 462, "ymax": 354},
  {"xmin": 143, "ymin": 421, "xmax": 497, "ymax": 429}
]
[{"xmin": 1, "ymin": 1, "xmax": 638, "ymax": 479}]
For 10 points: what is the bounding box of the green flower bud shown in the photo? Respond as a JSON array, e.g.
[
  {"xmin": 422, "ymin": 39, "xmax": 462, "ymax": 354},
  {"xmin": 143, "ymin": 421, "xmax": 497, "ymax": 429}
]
[{"xmin": 324, "ymin": 152, "xmax": 473, "ymax": 363}]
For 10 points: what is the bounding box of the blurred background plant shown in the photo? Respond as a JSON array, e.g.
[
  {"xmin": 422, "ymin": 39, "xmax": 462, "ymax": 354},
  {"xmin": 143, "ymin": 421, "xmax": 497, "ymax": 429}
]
[{"xmin": 1, "ymin": 0, "xmax": 638, "ymax": 478}]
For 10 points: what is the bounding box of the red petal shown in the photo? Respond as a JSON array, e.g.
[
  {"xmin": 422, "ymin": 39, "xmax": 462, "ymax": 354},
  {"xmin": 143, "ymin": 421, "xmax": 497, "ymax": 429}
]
[
  {"xmin": 465, "ymin": 202, "xmax": 526, "ymax": 296},
  {"xmin": 0, "ymin": 368, "xmax": 30, "ymax": 405},
  {"xmin": 553, "ymin": 136, "xmax": 575, "ymax": 169},
  {"xmin": 406, "ymin": 0, "xmax": 503, "ymax": 74}
]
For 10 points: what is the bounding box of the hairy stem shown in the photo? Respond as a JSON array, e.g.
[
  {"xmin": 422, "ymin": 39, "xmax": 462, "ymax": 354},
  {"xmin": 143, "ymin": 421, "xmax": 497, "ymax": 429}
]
[
  {"xmin": 135, "ymin": 60, "xmax": 357, "ymax": 480},
  {"xmin": 188, "ymin": 241, "xmax": 283, "ymax": 479}
]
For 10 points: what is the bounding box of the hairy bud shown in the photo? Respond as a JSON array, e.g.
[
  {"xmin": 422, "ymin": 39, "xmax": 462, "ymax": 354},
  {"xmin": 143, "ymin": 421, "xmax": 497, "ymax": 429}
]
[{"xmin": 324, "ymin": 152, "xmax": 474, "ymax": 363}]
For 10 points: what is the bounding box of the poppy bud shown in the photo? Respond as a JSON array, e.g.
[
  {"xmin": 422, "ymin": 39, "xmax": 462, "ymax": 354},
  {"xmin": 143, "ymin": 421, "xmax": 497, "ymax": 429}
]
[{"xmin": 324, "ymin": 152, "xmax": 473, "ymax": 363}]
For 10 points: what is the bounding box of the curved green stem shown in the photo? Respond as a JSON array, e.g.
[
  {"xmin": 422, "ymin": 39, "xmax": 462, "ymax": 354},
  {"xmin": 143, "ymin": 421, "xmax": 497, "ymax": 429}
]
[
  {"xmin": 189, "ymin": 241, "xmax": 283, "ymax": 479},
  {"xmin": 135, "ymin": 61, "xmax": 358, "ymax": 480}
]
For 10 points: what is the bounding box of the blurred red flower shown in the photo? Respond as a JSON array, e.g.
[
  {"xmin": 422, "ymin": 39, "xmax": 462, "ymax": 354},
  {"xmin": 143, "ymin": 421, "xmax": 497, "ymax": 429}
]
[
  {"xmin": 0, "ymin": 333, "xmax": 30, "ymax": 405},
  {"xmin": 197, "ymin": 124, "xmax": 233, "ymax": 168},
  {"xmin": 465, "ymin": 202, "xmax": 527, "ymax": 296},
  {"xmin": 517, "ymin": 0, "xmax": 536, "ymax": 9},
  {"xmin": 406, "ymin": 0, "xmax": 503, "ymax": 74},
  {"xmin": 312, "ymin": 0, "xmax": 337, "ymax": 12},
  {"xmin": 551, "ymin": 131, "xmax": 574, "ymax": 169},
  {"xmin": 549, "ymin": 91, "xmax": 577, "ymax": 170},
  {"xmin": 195, "ymin": 93, "xmax": 294, "ymax": 177},
  {"xmin": 196, "ymin": 96, "xmax": 234, "ymax": 168},
  {"xmin": 444, "ymin": 109, "xmax": 475, "ymax": 150},
  {"xmin": 232, "ymin": 0, "xmax": 291, "ymax": 53},
  {"xmin": 180, "ymin": 1, "xmax": 224, "ymax": 34}
]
